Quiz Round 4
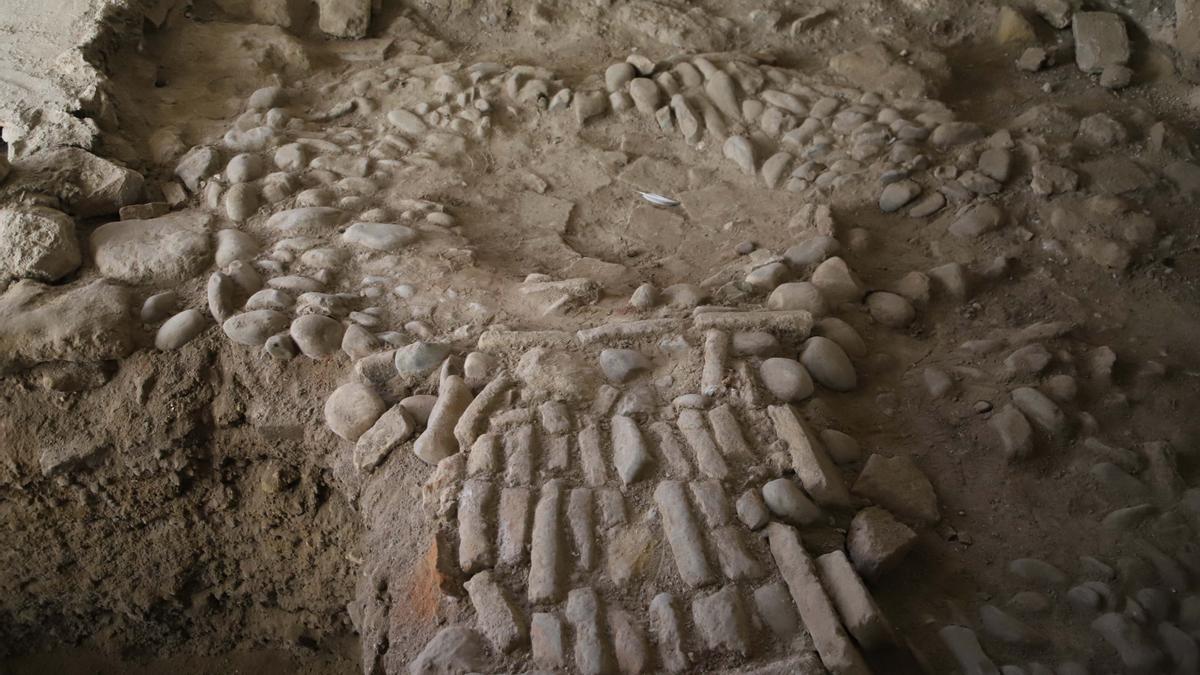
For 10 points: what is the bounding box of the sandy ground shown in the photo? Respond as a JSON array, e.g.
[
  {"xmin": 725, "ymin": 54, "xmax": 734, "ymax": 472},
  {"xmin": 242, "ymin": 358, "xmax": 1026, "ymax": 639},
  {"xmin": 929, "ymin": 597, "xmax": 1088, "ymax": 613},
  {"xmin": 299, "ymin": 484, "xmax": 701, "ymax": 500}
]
[{"xmin": 3, "ymin": 0, "xmax": 1200, "ymax": 673}]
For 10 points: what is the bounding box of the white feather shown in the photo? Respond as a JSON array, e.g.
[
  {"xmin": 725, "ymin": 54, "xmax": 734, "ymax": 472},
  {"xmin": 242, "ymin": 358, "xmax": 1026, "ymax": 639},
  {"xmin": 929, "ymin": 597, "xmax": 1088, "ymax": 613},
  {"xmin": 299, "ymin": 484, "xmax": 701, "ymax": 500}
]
[{"xmin": 638, "ymin": 191, "xmax": 680, "ymax": 207}]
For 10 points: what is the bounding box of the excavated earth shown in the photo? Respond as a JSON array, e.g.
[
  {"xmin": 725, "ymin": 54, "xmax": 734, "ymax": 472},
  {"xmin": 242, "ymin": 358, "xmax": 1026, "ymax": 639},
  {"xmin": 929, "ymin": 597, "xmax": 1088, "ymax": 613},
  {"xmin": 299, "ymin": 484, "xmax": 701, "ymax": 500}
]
[{"xmin": 3, "ymin": 0, "xmax": 1200, "ymax": 674}]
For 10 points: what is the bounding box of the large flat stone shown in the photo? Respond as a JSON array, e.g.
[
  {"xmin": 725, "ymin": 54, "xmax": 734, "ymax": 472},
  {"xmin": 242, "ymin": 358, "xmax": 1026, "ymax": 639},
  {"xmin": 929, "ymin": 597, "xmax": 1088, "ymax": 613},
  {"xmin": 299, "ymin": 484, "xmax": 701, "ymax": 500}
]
[
  {"xmin": 0, "ymin": 280, "xmax": 135, "ymax": 373},
  {"xmin": 828, "ymin": 42, "xmax": 950, "ymax": 97},
  {"xmin": 408, "ymin": 625, "xmax": 489, "ymax": 675},
  {"xmin": 851, "ymin": 454, "xmax": 940, "ymax": 525},
  {"xmin": 0, "ymin": 207, "xmax": 80, "ymax": 281},
  {"xmin": 316, "ymin": 0, "xmax": 371, "ymax": 38},
  {"xmin": 10, "ymin": 147, "xmax": 144, "ymax": 217},
  {"xmin": 1073, "ymin": 12, "xmax": 1131, "ymax": 73},
  {"xmin": 214, "ymin": 0, "xmax": 311, "ymax": 29},
  {"xmin": 90, "ymin": 210, "xmax": 212, "ymax": 284}
]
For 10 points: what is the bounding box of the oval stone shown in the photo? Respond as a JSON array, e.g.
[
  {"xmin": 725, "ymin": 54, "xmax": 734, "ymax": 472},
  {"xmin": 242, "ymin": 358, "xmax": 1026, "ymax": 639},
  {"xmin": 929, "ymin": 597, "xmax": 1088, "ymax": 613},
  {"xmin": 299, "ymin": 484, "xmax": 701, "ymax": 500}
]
[
  {"xmin": 291, "ymin": 314, "xmax": 344, "ymax": 358},
  {"xmin": 800, "ymin": 336, "xmax": 857, "ymax": 391},
  {"xmin": 222, "ymin": 310, "xmax": 288, "ymax": 346},
  {"xmin": 342, "ymin": 222, "xmax": 418, "ymax": 251},
  {"xmin": 324, "ymin": 382, "xmax": 387, "ymax": 441},
  {"xmin": 759, "ymin": 357, "xmax": 814, "ymax": 402},
  {"xmin": 155, "ymin": 309, "xmax": 207, "ymax": 350}
]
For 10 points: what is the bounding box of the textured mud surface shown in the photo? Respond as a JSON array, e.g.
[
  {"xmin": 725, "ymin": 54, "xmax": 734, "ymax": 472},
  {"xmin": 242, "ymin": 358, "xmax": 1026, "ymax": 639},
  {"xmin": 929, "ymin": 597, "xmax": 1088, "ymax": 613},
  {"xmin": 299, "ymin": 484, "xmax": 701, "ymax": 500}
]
[{"xmin": 3, "ymin": 0, "xmax": 1200, "ymax": 674}]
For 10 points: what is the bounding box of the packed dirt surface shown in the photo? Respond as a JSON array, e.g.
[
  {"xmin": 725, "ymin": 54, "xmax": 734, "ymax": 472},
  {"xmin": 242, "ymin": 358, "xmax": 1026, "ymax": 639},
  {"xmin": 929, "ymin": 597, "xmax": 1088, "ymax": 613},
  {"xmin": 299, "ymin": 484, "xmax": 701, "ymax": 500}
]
[{"xmin": 3, "ymin": 0, "xmax": 1200, "ymax": 673}]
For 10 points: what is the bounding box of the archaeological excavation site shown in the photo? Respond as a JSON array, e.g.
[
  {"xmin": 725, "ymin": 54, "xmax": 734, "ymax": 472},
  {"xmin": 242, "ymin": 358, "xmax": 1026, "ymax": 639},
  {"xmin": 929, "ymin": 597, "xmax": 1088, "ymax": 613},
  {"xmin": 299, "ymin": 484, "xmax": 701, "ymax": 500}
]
[{"xmin": 4, "ymin": 0, "xmax": 1200, "ymax": 673}]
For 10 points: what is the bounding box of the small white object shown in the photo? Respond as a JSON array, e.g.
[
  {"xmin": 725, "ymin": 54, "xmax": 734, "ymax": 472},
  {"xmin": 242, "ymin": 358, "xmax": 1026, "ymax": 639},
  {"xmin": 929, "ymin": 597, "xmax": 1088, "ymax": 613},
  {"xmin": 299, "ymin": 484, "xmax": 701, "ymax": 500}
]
[{"xmin": 638, "ymin": 191, "xmax": 680, "ymax": 207}]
